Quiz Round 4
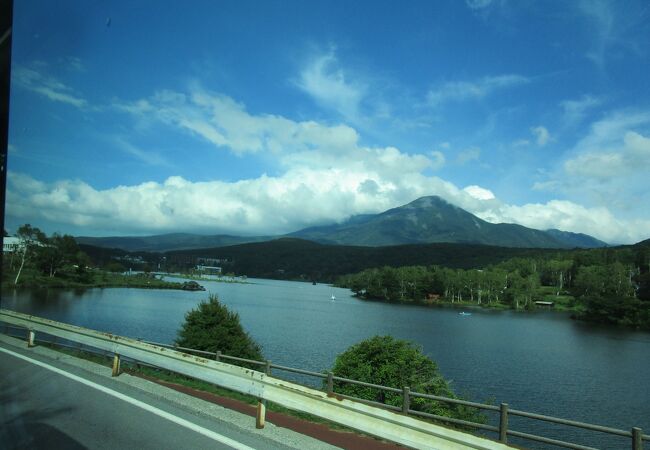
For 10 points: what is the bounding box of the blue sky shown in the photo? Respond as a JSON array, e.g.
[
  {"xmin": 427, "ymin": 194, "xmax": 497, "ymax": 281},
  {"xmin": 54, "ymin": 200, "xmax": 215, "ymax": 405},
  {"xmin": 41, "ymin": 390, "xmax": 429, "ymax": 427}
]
[{"xmin": 5, "ymin": 0, "xmax": 650, "ymax": 244}]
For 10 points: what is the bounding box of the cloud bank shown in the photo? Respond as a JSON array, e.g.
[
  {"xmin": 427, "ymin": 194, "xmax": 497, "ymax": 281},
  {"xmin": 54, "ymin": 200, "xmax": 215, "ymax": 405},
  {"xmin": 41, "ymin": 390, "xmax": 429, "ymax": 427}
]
[{"xmin": 7, "ymin": 79, "xmax": 649, "ymax": 244}]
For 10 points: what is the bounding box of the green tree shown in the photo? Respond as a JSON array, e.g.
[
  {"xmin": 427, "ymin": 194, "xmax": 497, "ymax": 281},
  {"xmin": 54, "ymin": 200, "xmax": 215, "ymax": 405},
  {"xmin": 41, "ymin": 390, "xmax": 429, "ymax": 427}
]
[
  {"xmin": 105, "ymin": 261, "xmax": 126, "ymax": 273},
  {"xmin": 37, "ymin": 233, "xmax": 80, "ymax": 277},
  {"xmin": 329, "ymin": 336, "xmax": 484, "ymax": 425},
  {"xmin": 13, "ymin": 224, "xmax": 47, "ymax": 285},
  {"xmin": 176, "ymin": 294, "xmax": 263, "ymax": 362}
]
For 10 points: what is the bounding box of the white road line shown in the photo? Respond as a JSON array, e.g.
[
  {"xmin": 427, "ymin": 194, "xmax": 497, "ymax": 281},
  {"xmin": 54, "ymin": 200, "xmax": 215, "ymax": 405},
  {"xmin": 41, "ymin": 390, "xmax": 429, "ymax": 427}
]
[{"xmin": 0, "ymin": 346, "xmax": 256, "ymax": 450}]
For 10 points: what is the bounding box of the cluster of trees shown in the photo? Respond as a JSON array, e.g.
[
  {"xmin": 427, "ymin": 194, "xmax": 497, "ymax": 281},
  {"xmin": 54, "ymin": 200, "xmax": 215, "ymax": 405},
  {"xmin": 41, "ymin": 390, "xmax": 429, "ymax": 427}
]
[
  {"xmin": 336, "ymin": 246, "xmax": 650, "ymax": 330},
  {"xmin": 336, "ymin": 258, "xmax": 574, "ymax": 307},
  {"xmin": 3, "ymin": 224, "xmax": 91, "ymax": 286}
]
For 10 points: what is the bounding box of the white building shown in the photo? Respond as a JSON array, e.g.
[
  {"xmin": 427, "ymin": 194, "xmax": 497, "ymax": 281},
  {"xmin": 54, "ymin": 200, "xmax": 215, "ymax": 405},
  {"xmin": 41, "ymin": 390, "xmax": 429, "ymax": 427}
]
[
  {"xmin": 2, "ymin": 237, "xmax": 21, "ymax": 253},
  {"xmin": 195, "ymin": 265, "xmax": 222, "ymax": 275}
]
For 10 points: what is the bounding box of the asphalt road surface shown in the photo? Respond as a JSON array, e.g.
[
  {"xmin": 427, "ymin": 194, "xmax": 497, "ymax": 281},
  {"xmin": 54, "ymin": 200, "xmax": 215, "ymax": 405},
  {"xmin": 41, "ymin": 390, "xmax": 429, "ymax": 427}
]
[{"xmin": 0, "ymin": 338, "xmax": 335, "ymax": 450}]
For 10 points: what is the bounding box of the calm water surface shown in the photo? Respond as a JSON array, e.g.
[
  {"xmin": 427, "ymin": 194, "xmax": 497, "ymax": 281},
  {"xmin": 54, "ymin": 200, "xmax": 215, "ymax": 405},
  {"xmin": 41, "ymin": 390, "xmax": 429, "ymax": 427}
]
[{"xmin": 2, "ymin": 277, "xmax": 649, "ymax": 449}]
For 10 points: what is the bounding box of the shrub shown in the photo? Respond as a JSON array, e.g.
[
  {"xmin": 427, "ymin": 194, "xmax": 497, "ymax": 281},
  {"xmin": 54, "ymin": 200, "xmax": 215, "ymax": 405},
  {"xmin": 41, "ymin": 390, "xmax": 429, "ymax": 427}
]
[
  {"xmin": 176, "ymin": 294, "xmax": 263, "ymax": 362},
  {"xmin": 329, "ymin": 335, "xmax": 485, "ymax": 426}
]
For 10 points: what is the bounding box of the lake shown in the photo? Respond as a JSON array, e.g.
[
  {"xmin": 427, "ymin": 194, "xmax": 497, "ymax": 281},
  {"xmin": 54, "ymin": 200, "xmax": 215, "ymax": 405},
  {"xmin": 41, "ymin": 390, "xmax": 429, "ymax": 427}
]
[{"xmin": 2, "ymin": 277, "xmax": 649, "ymax": 449}]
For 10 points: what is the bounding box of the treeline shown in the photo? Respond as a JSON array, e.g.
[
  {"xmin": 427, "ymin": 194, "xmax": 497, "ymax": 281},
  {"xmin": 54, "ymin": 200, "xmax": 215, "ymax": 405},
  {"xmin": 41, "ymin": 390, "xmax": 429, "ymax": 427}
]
[
  {"xmin": 3, "ymin": 224, "xmax": 92, "ymax": 286},
  {"xmin": 336, "ymin": 244, "xmax": 650, "ymax": 330}
]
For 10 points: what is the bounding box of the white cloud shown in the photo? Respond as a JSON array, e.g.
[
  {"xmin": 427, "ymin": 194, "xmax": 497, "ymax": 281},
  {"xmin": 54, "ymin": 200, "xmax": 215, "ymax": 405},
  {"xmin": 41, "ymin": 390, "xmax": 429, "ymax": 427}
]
[
  {"xmin": 427, "ymin": 74, "xmax": 528, "ymax": 106},
  {"xmin": 531, "ymin": 126, "xmax": 551, "ymax": 146},
  {"xmin": 429, "ymin": 150, "xmax": 446, "ymax": 170},
  {"xmin": 463, "ymin": 185, "xmax": 495, "ymax": 200},
  {"xmin": 5, "ymin": 169, "xmax": 460, "ymax": 236},
  {"xmin": 119, "ymin": 86, "xmax": 365, "ymax": 157},
  {"xmin": 8, "ymin": 82, "xmax": 649, "ymax": 244},
  {"xmin": 466, "ymin": 0, "xmax": 493, "ymax": 10},
  {"xmin": 296, "ymin": 51, "xmax": 366, "ymax": 121},
  {"xmin": 474, "ymin": 199, "xmax": 649, "ymax": 244},
  {"xmin": 12, "ymin": 65, "xmax": 87, "ymax": 108},
  {"xmin": 114, "ymin": 138, "xmax": 172, "ymax": 167},
  {"xmin": 560, "ymin": 94, "xmax": 602, "ymax": 124},
  {"xmin": 66, "ymin": 56, "xmax": 85, "ymax": 72},
  {"xmin": 9, "ymin": 168, "xmax": 648, "ymax": 244},
  {"xmin": 577, "ymin": 0, "xmax": 646, "ymax": 68},
  {"xmin": 564, "ymin": 130, "xmax": 650, "ymax": 179},
  {"xmin": 118, "ymin": 85, "xmax": 441, "ymax": 185},
  {"xmin": 578, "ymin": 0, "xmax": 615, "ymax": 67},
  {"xmin": 513, "ymin": 139, "xmax": 530, "ymax": 147},
  {"xmin": 457, "ymin": 147, "xmax": 481, "ymax": 164},
  {"xmin": 535, "ymin": 110, "xmax": 650, "ymax": 214}
]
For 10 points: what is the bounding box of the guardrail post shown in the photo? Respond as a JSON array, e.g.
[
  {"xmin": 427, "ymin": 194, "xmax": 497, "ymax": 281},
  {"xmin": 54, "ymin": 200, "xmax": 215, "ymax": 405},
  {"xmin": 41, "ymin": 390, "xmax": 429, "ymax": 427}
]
[
  {"xmin": 112, "ymin": 353, "xmax": 121, "ymax": 377},
  {"xmin": 256, "ymin": 400, "xmax": 266, "ymax": 429},
  {"xmin": 27, "ymin": 329, "xmax": 35, "ymax": 348},
  {"xmin": 632, "ymin": 427, "xmax": 643, "ymax": 450},
  {"xmin": 326, "ymin": 372, "xmax": 334, "ymax": 396},
  {"xmin": 499, "ymin": 403, "xmax": 509, "ymax": 443},
  {"xmin": 256, "ymin": 360, "xmax": 271, "ymax": 430},
  {"xmin": 215, "ymin": 351, "xmax": 221, "ymax": 362},
  {"xmin": 402, "ymin": 387, "xmax": 410, "ymax": 415}
]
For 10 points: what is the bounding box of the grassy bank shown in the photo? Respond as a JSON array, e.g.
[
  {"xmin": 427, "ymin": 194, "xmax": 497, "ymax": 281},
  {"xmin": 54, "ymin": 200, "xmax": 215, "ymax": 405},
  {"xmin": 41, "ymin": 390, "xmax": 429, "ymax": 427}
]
[{"xmin": 2, "ymin": 268, "xmax": 190, "ymax": 290}]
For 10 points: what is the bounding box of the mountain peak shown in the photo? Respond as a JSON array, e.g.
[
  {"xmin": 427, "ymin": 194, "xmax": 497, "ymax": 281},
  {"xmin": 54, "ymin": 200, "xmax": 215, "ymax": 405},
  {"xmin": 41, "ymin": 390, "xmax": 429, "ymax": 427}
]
[
  {"xmin": 405, "ymin": 195, "xmax": 451, "ymax": 208},
  {"xmin": 291, "ymin": 196, "xmax": 601, "ymax": 248}
]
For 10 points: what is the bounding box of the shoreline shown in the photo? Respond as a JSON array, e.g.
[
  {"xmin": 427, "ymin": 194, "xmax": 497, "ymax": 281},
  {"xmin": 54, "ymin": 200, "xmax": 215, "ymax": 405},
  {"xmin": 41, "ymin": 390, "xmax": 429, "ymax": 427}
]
[{"xmin": 349, "ymin": 293, "xmax": 581, "ymax": 313}]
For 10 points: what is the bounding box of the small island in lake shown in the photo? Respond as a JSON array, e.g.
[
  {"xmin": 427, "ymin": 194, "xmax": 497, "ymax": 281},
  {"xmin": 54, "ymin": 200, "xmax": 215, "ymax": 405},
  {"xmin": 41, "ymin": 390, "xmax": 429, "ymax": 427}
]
[{"xmin": 180, "ymin": 281, "xmax": 206, "ymax": 291}]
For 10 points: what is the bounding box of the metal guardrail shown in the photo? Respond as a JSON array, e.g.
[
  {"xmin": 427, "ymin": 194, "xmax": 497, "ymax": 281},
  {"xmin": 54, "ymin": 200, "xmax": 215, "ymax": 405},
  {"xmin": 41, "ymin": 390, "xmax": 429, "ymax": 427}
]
[
  {"xmin": 1, "ymin": 310, "xmax": 648, "ymax": 450},
  {"xmin": 0, "ymin": 309, "xmax": 511, "ymax": 450},
  {"xmin": 140, "ymin": 336, "xmax": 648, "ymax": 450}
]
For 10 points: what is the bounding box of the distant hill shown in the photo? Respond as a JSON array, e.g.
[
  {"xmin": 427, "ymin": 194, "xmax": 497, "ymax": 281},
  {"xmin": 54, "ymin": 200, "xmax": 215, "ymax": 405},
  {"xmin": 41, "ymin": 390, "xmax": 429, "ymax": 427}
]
[
  {"xmin": 288, "ymin": 196, "xmax": 604, "ymax": 248},
  {"xmin": 75, "ymin": 233, "xmax": 270, "ymax": 252},
  {"xmin": 75, "ymin": 196, "xmax": 607, "ymax": 251},
  {"xmin": 634, "ymin": 238, "xmax": 650, "ymax": 248},
  {"xmin": 545, "ymin": 229, "xmax": 608, "ymax": 248}
]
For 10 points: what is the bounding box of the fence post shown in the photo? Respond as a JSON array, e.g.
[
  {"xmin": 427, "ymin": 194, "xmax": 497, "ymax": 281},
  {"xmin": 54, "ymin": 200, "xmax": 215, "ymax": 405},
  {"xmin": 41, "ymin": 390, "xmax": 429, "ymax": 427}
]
[
  {"xmin": 256, "ymin": 399, "xmax": 266, "ymax": 429},
  {"xmin": 402, "ymin": 387, "xmax": 410, "ymax": 415},
  {"xmin": 27, "ymin": 329, "xmax": 35, "ymax": 348},
  {"xmin": 255, "ymin": 360, "xmax": 272, "ymax": 430},
  {"xmin": 112, "ymin": 353, "xmax": 121, "ymax": 377},
  {"xmin": 499, "ymin": 403, "xmax": 509, "ymax": 443},
  {"xmin": 215, "ymin": 351, "xmax": 221, "ymax": 362},
  {"xmin": 326, "ymin": 372, "xmax": 334, "ymax": 396},
  {"xmin": 632, "ymin": 427, "xmax": 643, "ymax": 450}
]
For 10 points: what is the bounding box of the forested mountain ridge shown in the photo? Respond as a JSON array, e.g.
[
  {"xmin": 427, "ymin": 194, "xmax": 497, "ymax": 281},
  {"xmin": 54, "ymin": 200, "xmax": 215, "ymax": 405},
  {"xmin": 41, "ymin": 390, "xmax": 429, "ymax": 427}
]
[
  {"xmin": 544, "ymin": 229, "xmax": 608, "ymax": 248},
  {"xmin": 74, "ymin": 196, "xmax": 607, "ymax": 251},
  {"xmin": 163, "ymin": 238, "xmax": 564, "ymax": 282}
]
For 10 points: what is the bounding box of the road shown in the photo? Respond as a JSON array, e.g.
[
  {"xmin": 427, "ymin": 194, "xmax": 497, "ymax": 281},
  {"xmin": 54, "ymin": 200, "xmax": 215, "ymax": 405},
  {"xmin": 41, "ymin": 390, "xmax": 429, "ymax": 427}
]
[{"xmin": 0, "ymin": 337, "xmax": 337, "ymax": 450}]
